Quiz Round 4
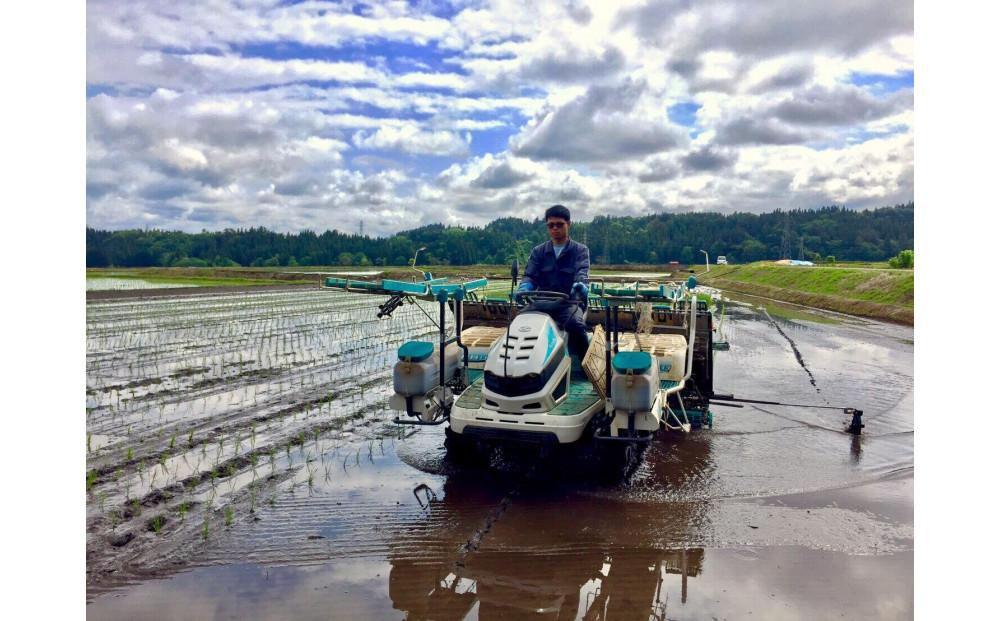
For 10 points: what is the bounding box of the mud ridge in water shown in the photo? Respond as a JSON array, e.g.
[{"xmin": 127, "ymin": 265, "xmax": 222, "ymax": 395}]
[
  {"xmin": 454, "ymin": 463, "xmax": 543, "ymax": 561},
  {"xmin": 86, "ymin": 367, "xmax": 397, "ymax": 484},
  {"xmin": 87, "ymin": 416, "xmax": 401, "ymax": 597},
  {"xmin": 762, "ymin": 307, "xmax": 821, "ymax": 393}
]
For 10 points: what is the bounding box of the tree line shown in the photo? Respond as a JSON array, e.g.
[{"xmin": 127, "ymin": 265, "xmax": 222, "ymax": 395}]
[{"xmin": 86, "ymin": 203, "xmax": 913, "ymax": 268}]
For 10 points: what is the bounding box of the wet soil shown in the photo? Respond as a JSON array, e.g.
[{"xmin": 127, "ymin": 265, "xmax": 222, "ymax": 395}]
[
  {"xmin": 86, "ymin": 283, "xmax": 315, "ymax": 302},
  {"xmin": 86, "ymin": 291, "xmax": 913, "ymax": 619}
]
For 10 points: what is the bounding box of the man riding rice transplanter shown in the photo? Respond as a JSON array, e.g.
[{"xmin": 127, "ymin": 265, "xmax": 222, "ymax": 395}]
[{"xmin": 515, "ymin": 204, "xmax": 591, "ymax": 362}]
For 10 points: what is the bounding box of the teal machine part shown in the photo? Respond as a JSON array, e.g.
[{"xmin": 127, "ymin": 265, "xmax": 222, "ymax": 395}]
[
  {"xmin": 685, "ymin": 408, "xmax": 713, "ymax": 429},
  {"xmin": 612, "ymin": 351, "xmax": 653, "ymax": 374},
  {"xmin": 398, "ymin": 341, "xmax": 434, "ymax": 362},
  {"xmin": 323, "ymin": 276, "xmax": 487, "ymax": 300}
]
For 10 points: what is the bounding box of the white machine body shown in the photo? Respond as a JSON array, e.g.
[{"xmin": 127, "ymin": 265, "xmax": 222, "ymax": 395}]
[
  {"xmin": 610, "ymin": 363, "xmax": 659, "ymax": 412},
  {"xmin": 390, "ymin": 342, "xmax": 460, "ymax": 422},
  {"xmin": 609, "ymin": 358, "xmax": 663, "ymax": 436},
  {"xmin": 480, "ymin": 311, "xmax": 570, "ymax": 415},
  {"xmin": 650, "ymin": 335, "xmax": 687, "ymax": 382},
  {"xmin": 392, "ymin": 343, "xmax": 460, "ymax": 397}
]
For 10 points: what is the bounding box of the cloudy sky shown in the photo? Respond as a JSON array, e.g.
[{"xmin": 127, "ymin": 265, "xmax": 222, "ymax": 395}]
[{"xmin": 86, "ymin": 0, "xmax": 913, "ymax": 235}]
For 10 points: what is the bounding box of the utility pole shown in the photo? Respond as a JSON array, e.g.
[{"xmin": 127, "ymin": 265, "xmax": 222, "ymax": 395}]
[
  {"xmin": 779, "ymin": 215, "xmax": 791, "ymax": 259},
  {"xmin": 359, "ymin": 220, "xmax": 364, "ymax": 236}
]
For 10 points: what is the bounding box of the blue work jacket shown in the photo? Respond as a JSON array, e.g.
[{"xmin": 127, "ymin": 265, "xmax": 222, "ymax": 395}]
[{"xmin": 522, "ymin": 238, "xmax": 590, "ymax": 296}]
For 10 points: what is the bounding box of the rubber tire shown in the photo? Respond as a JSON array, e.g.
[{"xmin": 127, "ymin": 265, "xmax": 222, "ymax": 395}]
[
  {"xmin": 444, "ymin": 427, "xmax": 488, "ymax": 468},
  {"xmin": 599, "ymin": 442, "xmax": 640, "ymax": 483}
]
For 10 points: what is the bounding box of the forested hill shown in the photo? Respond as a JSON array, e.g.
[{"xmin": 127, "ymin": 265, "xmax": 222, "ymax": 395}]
[{"xmin": 87, "ymin": 203, "xmax": 913, "ymax": 268}]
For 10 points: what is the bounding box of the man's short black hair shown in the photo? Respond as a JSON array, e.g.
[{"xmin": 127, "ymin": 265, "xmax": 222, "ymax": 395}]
[{"xmin": 545, "ymin": 204, "xmax": 571, "ymax": 222}]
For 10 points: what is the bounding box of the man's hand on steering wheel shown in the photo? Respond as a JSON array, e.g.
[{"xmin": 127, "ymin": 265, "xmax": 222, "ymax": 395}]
[{"xmin": 514, "ymin": 280, "xmax": 534, "ymax": 303}]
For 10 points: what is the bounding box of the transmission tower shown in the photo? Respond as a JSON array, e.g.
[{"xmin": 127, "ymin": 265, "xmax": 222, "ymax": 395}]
[{"xmin": 779, "ymin": 215, "xmax": 791, "ymax": 259}]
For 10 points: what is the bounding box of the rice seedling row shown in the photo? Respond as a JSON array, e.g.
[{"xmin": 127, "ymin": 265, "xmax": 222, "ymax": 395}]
[{"xmin": 86, "ymin": 289, "xmax": 443, "ymax": 595}]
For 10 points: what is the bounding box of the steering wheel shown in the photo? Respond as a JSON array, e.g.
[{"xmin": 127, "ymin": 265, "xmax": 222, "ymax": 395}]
[{"xmin": 519, "ymin": 289, "xmax": 568, "ymax": 301}]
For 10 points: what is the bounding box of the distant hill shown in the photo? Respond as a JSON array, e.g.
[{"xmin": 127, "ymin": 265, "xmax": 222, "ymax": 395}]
[{"xmin": 87, "ymin": 203, "xmax": 913, "ymax": 268}]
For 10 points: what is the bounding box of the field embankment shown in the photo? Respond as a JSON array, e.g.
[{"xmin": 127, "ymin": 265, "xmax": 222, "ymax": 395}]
[
  {"xmin": 87, "ymin": 267, "xmax": 321, "ymax": 285},
  {"xmin": 699, "ymin": 263, "xmax": 913, "ymax": 325},
  {"xmin": 88, "ymin": 263, "xmax": 915, "ymax": 324}
]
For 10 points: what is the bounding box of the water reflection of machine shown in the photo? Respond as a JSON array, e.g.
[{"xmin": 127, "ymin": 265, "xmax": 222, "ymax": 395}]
[
  {"xmin": 387, "ymin": 474, "xmax": 706, "ymax": 621},
  {"xmin": 390, "ymin": 543, "xmax": 703, "ymax": 620}
]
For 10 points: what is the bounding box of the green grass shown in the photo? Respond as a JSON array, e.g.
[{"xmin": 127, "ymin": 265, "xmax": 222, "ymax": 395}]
[
  {"xmin": 695, "ymin": 261, "xmax": 913, "ymax": 324},
  {"xmin": 88, "ymin": 262, "xmax": 912, "ymax": 322},
  {"xmin": 760, "ymin": 301, "xmax": 840, "ymax": 324},
  {"xmin": 150, "ymin": 515, "xmax": 165, "ymax": 534},
  {"xmin": 703, "ymin": 263, "xmax": 913, "ymax": 308}
]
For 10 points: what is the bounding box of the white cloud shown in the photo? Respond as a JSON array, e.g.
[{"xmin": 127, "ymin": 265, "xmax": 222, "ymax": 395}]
[
  {"xmin": 447, "ymin": 118, "xmax": 508, "ymax": 131},
  {"xmin": 352, "ymin": 125, "xmax": 470, "ymax": 157},
  {"xmin": 150, "ymin": 138, "xmax": 208, "ymax": 170},
  {"xmin": 511, "ymin": 80, "xmax": 688, "ymax": 162},
  {"xmin": 186, "ymin": 54, "xmax": 382, "ymax": 84},
  {"xmin": 394, "ymin": 71, "xmax": 470, "ymax": 91},
  {"xmin": 87, "ymin": 0, "xmax": 913, "ymax": 234},
  {"xmin": 299, "ymin": 136, "xmax": 350, "ymax": 153}
]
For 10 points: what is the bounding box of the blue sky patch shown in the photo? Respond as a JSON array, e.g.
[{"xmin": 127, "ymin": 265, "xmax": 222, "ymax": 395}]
[
  {"xmin": 849, "ymin": 71, "xmax": 914, "ymax": 94},
  {"xmin": 87, "ymin": 84, "xmax": 119, "ymax": 98},
  {"xmin": 234, "ymin": 40, "xmax": 463, "ymax": 76},
  {"xmin": 668, "ymin": 102, "xmax": 701, "ymax": 128},
  {"xmin": 845, "ymin": 124, "xmax": 910, "ymax": 143},
  {"xmin": 87, "ymin": 84, "xmax": 160, "ymax": 99},
  {"xmin": 470, "ymin": 125, "xmax": 518, "ymax": 157},
  {"xmin": 321, "ymin": 101, "xmax": 431, "ymax": 121}
]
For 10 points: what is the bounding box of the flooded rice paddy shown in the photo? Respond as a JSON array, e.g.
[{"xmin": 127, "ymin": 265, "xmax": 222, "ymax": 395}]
[
  {"xmin": 86, "ymin": 278, "xmax": 199, "ymax": 291},
  {"xmin": 86, "ymin": 288, "xmax": 913, "ymax": 620}
]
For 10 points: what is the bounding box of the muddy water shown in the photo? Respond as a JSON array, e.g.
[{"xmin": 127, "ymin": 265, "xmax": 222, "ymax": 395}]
[{"xmin": 88, "ymin": 298, "xmax": 913, "ymax": 620}]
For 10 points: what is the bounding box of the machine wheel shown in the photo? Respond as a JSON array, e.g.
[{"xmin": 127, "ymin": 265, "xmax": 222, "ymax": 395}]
[
  {"xmin": 444, "ymin": 427, "xmax": 488, "ymax": 468},
  {"xmin": 600, "ymin": 442, "xmax": 641, "ymax": 483}
]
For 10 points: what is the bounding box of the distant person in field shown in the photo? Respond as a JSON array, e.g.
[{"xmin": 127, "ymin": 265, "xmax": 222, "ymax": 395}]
[{"xmin": 516, "ymin": 204, "xmax": 591, "ymax": 360}]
